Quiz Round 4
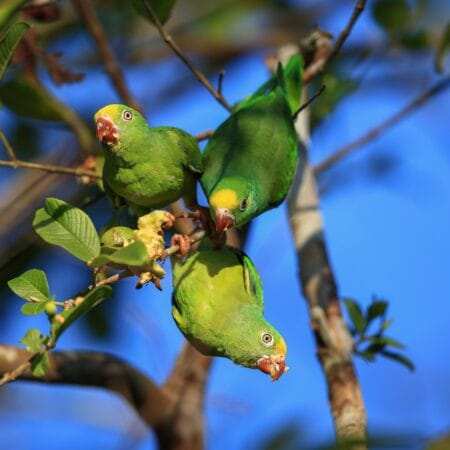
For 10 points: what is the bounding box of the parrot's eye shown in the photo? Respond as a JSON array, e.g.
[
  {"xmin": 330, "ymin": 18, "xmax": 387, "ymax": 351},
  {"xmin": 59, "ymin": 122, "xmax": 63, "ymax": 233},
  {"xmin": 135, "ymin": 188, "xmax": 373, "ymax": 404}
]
[
  {"xmin": 239, "ymin": 198, "xmax": 248, "ymax": 211},
  {"xmin": 261, "ymin": 332, "xmax": 274, "ymax": 347},
  {"xmin": 122, "ymin": 110, "xmax": 133, "ymax": 121}
]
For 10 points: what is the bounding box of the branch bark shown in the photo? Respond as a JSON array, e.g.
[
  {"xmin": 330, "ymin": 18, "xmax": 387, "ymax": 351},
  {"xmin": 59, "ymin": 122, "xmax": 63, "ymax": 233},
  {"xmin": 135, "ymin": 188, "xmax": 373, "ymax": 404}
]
[
  {"xmin": 0, "ymin": 345, "xmax": 169, "ymax": 427},
  {"xmin": 288, "ymin": 74, "xmax": 367, "ymax": 447},
  {"xmin": 72, "ymin": 0, "xmax": 142, "ymax": 112}
]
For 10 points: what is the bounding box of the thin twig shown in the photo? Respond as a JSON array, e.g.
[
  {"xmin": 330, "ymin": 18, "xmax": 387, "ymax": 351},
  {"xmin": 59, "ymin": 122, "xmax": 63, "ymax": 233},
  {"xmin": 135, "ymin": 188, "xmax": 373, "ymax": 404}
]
[
  {"xmin": 217, "ymin": 70, "xmax": 225, "ymax": 96},
  {"xmin": 293, "ymin": 84, "xmax": 326, "ymax": 120},
  {"xmin": 0, "ymin": 159, "xmax": 100, "ymax": 179},
  {"xmin": 0, "ymin": 360, "xmax": 31, "ymax": 386},
  {"xmin": 0, "ymin": 130, "xmax": 17, "ymax": 161},
  {"xmin": 142, "ymin": 0, "xmax": 232, "ymax": 112},
  {"xmin": 195, "ymin": 129, "xmax": 214, "ymax": 142},
  {"xmin": 72, "ymin": 0, "xmax": 142, "ymax": 112},
  {"xmin": 303, "ymin": 0, "xmax": 367, "ymax": 83},
  {"xmin": 314, "ymin": 76, "xmax": 450, "ymax": 174}
]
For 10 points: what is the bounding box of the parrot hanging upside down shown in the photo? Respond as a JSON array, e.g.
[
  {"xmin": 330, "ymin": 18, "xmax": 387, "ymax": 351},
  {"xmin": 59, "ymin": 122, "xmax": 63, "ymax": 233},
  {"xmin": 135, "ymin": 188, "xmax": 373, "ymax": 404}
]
[
  {"xmin": 201, "ymin": 54, "xmax": 304, "ymax": 232},
  {"xmin": 171, "ymin": 243, "xmax": 288, "ymax": 380}
]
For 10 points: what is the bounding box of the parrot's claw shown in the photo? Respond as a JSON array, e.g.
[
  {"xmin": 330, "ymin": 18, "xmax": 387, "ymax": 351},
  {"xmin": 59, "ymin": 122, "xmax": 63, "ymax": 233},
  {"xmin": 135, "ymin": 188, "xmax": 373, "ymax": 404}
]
[
  {"xmin": 171, "ymin": 234, "xmax": 191, "ymax": 257},
  {"xmin": 162, "ymin": 212, "xmax": 176, "ymax": 230},
  {"xmin": 174, "ymin": 207, "xmax": 212, "ymax": 232}
]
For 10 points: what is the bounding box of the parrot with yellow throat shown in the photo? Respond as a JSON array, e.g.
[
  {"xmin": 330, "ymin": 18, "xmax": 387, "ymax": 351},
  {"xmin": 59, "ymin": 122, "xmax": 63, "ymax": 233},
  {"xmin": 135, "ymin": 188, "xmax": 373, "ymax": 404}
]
[
  {"xmin": 171, "ymin": 243, "xmax": 288, "ymax": 380},
  {"xmin": 201, "ymin": 54, "xmax": 303, "ymax": 232}
]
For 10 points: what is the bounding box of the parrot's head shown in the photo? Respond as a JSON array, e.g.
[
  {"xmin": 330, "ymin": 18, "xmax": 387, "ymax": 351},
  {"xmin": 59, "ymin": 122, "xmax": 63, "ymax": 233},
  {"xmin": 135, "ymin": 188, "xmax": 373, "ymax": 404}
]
[
  {"xmin": 224, "ymin": 307, "xmax": 288, "ymax": 381},
  {"xmin": 209, "ymin": 177, "xmax": 257, "ymax": 232},
  {"xmin": 94, "ymin": 104, "xmax": 147, "ymax": 150}
]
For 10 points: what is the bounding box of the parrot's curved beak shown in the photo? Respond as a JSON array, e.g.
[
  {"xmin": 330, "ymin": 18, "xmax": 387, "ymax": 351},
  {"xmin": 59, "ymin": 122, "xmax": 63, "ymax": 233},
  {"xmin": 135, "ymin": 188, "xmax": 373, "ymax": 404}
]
[
  {"xmin": 256, "ymin": 354, "xmax": 288, "ymax": 381},
  {"xmin": 214, "ymin": 208, "xmax": 235, "ymax": 233},
  {"xmin": 95, "ymin": 116, "xmax": 119, "ymax": 146}
]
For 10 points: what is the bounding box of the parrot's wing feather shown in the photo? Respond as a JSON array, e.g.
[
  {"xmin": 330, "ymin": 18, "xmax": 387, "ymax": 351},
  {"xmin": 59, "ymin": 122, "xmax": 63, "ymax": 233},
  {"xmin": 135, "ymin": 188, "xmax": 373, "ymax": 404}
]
[
  {"xmin": 234, "ymin": 53, "xmax": 303, "ymax": 114},
  {"xmin": 232, "ymin": 248, "xmax": 264, "ymax": 307}
]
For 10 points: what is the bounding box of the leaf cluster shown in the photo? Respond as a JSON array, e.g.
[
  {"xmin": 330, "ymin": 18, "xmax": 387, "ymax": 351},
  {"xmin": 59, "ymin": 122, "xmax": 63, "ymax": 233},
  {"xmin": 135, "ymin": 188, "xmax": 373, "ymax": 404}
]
[{"xmin": 344, "ymin": 297, "xmax": 414, "ymax": 371}]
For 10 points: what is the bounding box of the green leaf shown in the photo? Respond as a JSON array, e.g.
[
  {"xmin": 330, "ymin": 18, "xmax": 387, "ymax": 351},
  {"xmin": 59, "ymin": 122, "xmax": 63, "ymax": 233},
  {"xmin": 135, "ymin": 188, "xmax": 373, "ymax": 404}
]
[
  {"xmin": 51, "ymin": 285, "xmax": 112, "ymax": 343},
  {"xmin": 7, "ymin": 269, "xmax": 51, "ymax": 303},
  {"xmin": 21, "ymin": 302, "xmax": 48, "ymax": 316},
  {"xmin": 343, "ymin": 298, "xmax": 366, "ymax": 334},
  {"xmin": 0, "ymin": 22, "xmax": 29, "ymax": 81},
  {"xmin": 355, "ymin": 350, "xmax": 376, "ymax": 362},
  {"xmin": 21, "ymin": 328, "xmax": 45, "ymax": 353},
  {"xmin": 107, "ymin": 241, "xmax": 149, "ymax": 267},
  {"xmin": 0, "ymin": 75, "xmax": 71, "ymax": 121},
  {"xmin": 380, "ymin": 350, "xmax": 415, "ymax": 371},
  {"xmin": 381, "ymin": 318, "xmax": 394, "ymax": 331},
  {"xmin": 132, "ymin": 0, "xmax": 177, "ymax": 25},
  {"xmin": 372, "ymin": 0, "xmax": 411, "ymax": 33},
  {"xmin": 0, "ymin": 0, "xmax": 28, "ymax": 32},
  {"xmin": 435, "ymin": 22, "xmax": 450, "ymax": 73},
  {"xmin": 367, "ymin": 300, "xmax": 388, "ymax": 323},
  {"xmin": 369, "ymin": 336, "xmax": 405, "ymax": 350},
  {"xmin": 400, "ymin": 29, "xmax": 429, "ymax": 51},
  {"xmin": 311, "ymin": 73, "xmax": 358, "ymax": 129},
  {"xmin": 30, "ymin": 352, "xmax": 50, "ymax": 377},
  {"xmin": 33, "ymin": 198, "xmax": 100, "ymax": 262}
]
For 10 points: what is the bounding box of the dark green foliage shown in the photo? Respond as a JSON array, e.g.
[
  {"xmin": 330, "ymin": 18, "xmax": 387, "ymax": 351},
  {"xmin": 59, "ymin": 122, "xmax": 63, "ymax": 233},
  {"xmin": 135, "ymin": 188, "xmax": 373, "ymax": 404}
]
[
  {"xmin": 0, "ymin": 22, "xmax": 29, "ymax": 80},
  {"xmin": 344, "ymin": 297, "xmax": 415, "ymax": 371},
  {"xmin": 372, "ymin": 0, "xmax": 411, "ymax": 33},
  {"xmin": 132, "ymin": 0, "xmax": 177, "ymax": 25}
]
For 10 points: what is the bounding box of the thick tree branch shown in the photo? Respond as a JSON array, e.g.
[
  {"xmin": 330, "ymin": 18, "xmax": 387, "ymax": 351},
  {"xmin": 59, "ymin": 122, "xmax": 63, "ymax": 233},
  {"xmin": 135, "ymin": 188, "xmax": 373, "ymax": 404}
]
[
  {"xmin": 72, "ymin": 0, "xmax": 142, "ymax": 112},
  {"xmin": 277, "ymin": 44, "xmax": 367, "ymax": 443},
  {"xmin": 141, "ymin": 0, "xmax": 232, "ymax": 112},
  {"xmin": 314, "ymin": 76, "xmax": 450, "ymax": 174},
  {"xmin": 0, "ymin": 345, "xmax": 169, "ymax": 427}
]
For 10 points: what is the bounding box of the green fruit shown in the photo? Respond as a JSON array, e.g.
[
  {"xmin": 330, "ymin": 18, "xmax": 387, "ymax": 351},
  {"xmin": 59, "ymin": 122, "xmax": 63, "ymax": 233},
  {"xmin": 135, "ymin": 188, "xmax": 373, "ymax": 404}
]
[{"xmin": 45, "ymin": 301, "xmax": 57, "ymax": 316}]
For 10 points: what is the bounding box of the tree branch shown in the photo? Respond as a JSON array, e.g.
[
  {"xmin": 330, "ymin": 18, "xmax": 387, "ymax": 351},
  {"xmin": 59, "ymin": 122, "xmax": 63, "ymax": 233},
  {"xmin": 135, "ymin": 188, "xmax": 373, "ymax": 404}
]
[
  {"xmin": 277, "ymin": 45, "xmax": 367, "ymax": 443},
  {"xmin": 141, "ymin": 0, "xmax": 232, "ymax": 112},
  {"xmin": 72, "ymin": 0, "xmax": 142, "ymax": 112},
  {"xmin": 314, "ymin": 76, "xmax": 450, "ymax": 174},
  {"xmin": 0, "ymin": 345, "xmax": 170, "ymax": 427},
  {"xmin": 303, "ymin": 0, "xmax": 367, "ymax": 83},
  {"xmin": 0, "ymin": 158, "xmax": 99, "ymax": 178}
]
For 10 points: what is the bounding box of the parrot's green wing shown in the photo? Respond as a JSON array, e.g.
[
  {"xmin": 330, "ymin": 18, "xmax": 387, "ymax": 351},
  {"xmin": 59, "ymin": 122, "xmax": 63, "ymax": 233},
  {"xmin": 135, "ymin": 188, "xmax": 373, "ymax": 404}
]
[
  {"xmin": 160, "ymin": 126, "xmax": 203, "ymax": 175},
  {"xmin": 201, "ymin": 89, "xmax": 298, "ymax": 208},
  {"xmin": 232, "ymin": 248, "xmax": 264, "ymax": 308},
  {"xmin": 235, "ymin": 54, "xmax": 303, "ymax": 114}
]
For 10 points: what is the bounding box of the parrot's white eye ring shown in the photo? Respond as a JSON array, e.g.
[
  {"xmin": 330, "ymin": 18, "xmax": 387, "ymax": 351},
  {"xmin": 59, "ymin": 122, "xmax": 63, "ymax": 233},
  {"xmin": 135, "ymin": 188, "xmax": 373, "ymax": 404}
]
[
  {"xmin": 261, "ymin": 331, "xmax": 274, "ymax": 347},
  {"xmin": 123, "ymin": 110, "xmax": 133, "ymax": 121},
  {"xmin": 240, "ymin": 198, "xmax": 248, "ymax": 211}
]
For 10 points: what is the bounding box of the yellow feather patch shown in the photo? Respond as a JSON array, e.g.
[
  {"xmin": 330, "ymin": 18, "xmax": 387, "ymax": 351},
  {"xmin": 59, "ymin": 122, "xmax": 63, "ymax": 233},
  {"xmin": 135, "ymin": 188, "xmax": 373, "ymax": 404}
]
[
  {"xmin": 276, "ymin": 338, "xmax": 287, "ymax": 356},
  {"xmin": 210, "ymin": 189, "xmax": 239, "ymax": 210},
  {"xmin": 94, "ymin": 104, "xmax": 122, "ymax": 121}
]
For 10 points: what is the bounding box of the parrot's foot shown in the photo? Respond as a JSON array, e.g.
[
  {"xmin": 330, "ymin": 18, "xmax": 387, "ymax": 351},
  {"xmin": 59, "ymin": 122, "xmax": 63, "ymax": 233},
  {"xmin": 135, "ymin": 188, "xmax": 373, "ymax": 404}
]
[
  {"xmin": 161, "ymin": 212, "xmax": 176, "ymax": 230},
  {"xmin": 171, "ymin": 234, "xmax": 191, "ymax": 257},
  {"xmin": 174, "ymin": 207, "xmax": 212, "ymax": 232}
]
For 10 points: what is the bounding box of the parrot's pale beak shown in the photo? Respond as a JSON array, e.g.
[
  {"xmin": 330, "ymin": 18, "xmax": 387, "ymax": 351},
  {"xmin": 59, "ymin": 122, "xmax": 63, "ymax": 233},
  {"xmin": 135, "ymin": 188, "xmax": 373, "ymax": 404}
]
[
  {"xmin": 215, "ymin": 208, "xmax": 235, "ymax": 233},
  {"xmin": 95, "ymin": 116, "xmax": 119, "ymax": 146},
  {"xmin": 257, "ymin": 355, "xmax": 288, "ymax": 381}
]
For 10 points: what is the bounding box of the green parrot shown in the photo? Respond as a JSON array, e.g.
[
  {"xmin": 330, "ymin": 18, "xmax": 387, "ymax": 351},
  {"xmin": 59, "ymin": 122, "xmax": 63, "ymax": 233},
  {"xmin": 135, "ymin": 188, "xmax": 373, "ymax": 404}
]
[
  {"xmin": 201, "ymin": 54, "xmax": 303, "ymax": 232},
  {"xmin": 94, "ymin": 104, "xmax": 203, "ymax": 213},
  {"xmin": 171, "ymin": 243, "xmax": 288, "ymax": 380}
]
